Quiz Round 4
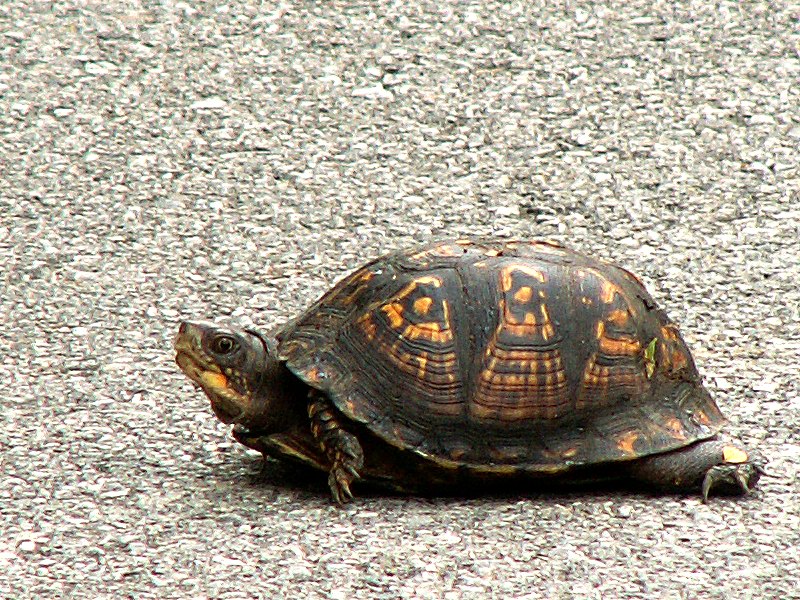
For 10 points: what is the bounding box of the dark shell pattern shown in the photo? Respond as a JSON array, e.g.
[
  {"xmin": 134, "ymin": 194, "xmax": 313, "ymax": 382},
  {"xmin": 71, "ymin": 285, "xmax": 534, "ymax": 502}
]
[{"xmin": 277, "ymin": 240, "xmax": 725, "ymax": 473}]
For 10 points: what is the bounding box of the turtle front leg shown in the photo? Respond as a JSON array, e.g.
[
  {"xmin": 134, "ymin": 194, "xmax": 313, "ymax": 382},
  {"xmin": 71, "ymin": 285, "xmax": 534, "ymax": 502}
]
[
  {"xmin": 626, "ymin": 438, "xmax": 764, "ymax": 502},
  {"xmin": 307, "ymin": 390, "xmax": 365, "ymax": 504}
]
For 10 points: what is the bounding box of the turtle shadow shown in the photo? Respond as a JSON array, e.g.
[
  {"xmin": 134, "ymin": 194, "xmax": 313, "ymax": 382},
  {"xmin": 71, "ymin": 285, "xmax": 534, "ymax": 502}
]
[{"xmin": 217, "ymin": 454, "xmax": 707, "ymax": 506}]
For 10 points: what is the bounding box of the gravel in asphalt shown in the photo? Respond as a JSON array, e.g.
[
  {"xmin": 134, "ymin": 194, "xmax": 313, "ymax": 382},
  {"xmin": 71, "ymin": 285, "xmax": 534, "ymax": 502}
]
[{"xmin": 1, "ymin": 1, "xmax": 798, "ymax": 598}]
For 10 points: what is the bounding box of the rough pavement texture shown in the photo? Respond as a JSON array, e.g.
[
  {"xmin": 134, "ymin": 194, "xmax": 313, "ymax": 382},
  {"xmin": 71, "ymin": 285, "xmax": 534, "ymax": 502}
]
[{"xmin": 2, "ymin": 1, "xmax": 799, "ymax": 598}]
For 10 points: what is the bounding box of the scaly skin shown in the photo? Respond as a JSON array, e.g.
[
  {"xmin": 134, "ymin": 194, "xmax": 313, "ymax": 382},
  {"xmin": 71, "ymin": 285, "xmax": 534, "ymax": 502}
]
[{"xmin": 307, "ymin": 390, "xmax": 364, "ymax": 504}]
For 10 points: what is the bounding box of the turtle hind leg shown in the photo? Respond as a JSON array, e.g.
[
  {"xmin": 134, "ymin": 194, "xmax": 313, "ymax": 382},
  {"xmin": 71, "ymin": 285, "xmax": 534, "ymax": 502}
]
[
  {"xmin": 625, "ymin": 438, "xmax": 764, "ymax": 502},
  {"xmin": 307, "ymin": 390, "xmax": 364, "ymax": 504},
  {"xmin": 233, "ymin": 425, "xmax": 329, "ymax": 471}
]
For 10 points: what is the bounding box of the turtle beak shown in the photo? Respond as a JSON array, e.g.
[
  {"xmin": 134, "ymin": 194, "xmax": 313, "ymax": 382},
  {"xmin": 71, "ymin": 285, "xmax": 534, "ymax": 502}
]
[{"xmin": 174, "ymin": 320, "xmax": 247, "ymax": 424}]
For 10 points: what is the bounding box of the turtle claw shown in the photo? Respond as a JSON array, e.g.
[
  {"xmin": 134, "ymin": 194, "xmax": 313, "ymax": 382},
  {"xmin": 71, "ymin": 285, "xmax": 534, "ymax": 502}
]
[
  {"xmin": 325, "ymin": 443, "xmax": 364, "ymax": 504},
  {"xmin": 308, "ymin": 390, "xmax": 365, "ymax": 503},
  {"xmin": 701, "ymin": 462, "xmax": 761, "ymax": 503},
  {"xmin": 328, "ymin": 464, "xmax": 357, "ymax": 505}
]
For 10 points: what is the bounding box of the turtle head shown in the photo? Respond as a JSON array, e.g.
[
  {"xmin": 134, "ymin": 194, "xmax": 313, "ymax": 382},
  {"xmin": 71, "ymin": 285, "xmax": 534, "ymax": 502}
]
[{"xmin": 175, "ymin": 320, "xmax": 295, "ymax": 430}]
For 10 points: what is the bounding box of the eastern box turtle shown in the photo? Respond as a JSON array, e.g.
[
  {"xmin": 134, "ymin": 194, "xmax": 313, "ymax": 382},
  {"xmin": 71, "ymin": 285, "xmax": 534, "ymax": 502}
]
[{"xmin": 175, "ymin": 239, "xmax": 762, "ymax": 503}]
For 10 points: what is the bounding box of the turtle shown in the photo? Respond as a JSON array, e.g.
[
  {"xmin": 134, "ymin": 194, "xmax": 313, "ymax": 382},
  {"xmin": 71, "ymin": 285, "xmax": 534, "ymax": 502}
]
[{"xmin": 174, "ymin": 239, "xmax": 762, "ymax": 504}]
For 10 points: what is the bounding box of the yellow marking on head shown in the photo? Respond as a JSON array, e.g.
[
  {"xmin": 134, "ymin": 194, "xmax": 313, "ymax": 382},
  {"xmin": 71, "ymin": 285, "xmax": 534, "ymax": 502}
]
[
  {"xmin": 723, "ymin": 446, "xmax": 749, "ymax": 464},
  {"xmin": 413, "ymin": 296, "xmax": 433, "ymax": 315},
  {"xmin": 616, "ymin": 431, "xmax": 639, "ymax": 455},
  {"xmin": 474, "ymin": 260, "xmax": 488, "ymax": 268},
  {"xmin": 381, "ymin": 302, "xmax": 405, "ymax": 329},
  {"xmin": 200, "ymin": 371, "xmax": 228, "ymax": 391},
  {"xmin": 305, "ymin": 367, "xmax": 320, "ymax": 383},
  {"xmin": 581, "ymin": 296, "xmax": 593, "ymax": 305},
  {"xmin": 514, "ymin": 286, "xmax": 533, "ymax": 303}
]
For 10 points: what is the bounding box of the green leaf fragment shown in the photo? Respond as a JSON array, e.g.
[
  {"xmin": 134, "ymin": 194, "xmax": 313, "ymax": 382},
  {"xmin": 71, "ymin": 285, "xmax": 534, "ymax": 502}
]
[{"xmin": 644, "ymin": 337, "xmax": 657, "ymax": 378}]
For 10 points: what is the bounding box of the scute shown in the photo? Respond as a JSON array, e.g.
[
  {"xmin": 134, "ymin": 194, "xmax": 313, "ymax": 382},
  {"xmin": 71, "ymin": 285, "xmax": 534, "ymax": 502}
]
[{"xmin": 277, "ymin": 240, "xmax": 727, "ymax": 473}]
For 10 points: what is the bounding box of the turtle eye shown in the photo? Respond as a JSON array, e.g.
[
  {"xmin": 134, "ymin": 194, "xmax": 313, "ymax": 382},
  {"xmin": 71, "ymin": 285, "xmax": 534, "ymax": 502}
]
[{"xmin": 211, "ymin": 335, "xmax": 237, "ymax": 355}]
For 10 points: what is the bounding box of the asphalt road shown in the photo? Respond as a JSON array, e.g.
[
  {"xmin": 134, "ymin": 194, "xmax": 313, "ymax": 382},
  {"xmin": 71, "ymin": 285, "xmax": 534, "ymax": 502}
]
[{"xmin": 2, "ymin": 1, "xmax": 799, "ymax": 598}]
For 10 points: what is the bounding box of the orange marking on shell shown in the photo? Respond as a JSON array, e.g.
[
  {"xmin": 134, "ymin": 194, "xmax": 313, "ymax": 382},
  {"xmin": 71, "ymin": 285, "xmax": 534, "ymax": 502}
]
[
  {"xmin": 600, "ymin": 279, "xmax": 619, "ymax": 303},
  {"xmin": 499, "ymin": 300, "xmax": 555, "ymax": 340},
  {"xmin": 607, "ymin": 309, "xmax": 629, "ymax": 326},
  {"xmin": 660, "ymin": 324, "xmax": 680, "ymax": 341},
  {"xmin": 358, "ymin": 314, "xmax": 378, "ymax": 341},
  {"xmin": 514, "ymin": 286, "xmax": 533, "ymax": 302},
  {"xmin": 596, "ymin": 320, "xmax": 605, "ymax": 339},
  {"xmin": 381, "ymin": 302, "xmax": 405, "ymax": 329},
  {"xmin": 670, "ymin": 349, "xmax": 689, "ymax": 371},
  {"xmin": 722, "ymin": 446, "xmax": 749, "ymax": 464},
  {"xmin": 540, "ymin": 305, "xmax": 554, "ymax": 340},
  {"xmin": 413, "ymin": 275, "xmax": 443, "ymax": 288},
  {"xmin": 598, "ymin": 335, "xmax": 641, "ymax": 357},
  {"xmin": 500, "ymin": 264, "xmax": 545, "ymax": 292},
  {"xmin": 415, "ymin": 353, "xmax": 428, "ymax": 379},
  {"xmin": 413, "ymin": 296, "xmax": 434, "ymax": 315},
  {"xmin": 616, "ymin": 431, "xmax": 640, "ymax": 455},
  {"xmin": 562, "ymin": 446, "xmax": 579, "ymax": 458},
  {"xmin": 694, "ymin": 410, "xmax": 711, "ymax": 426},
  {"xmin": 402, "ymin": 320, "xmax": 453, "ymax": 343},
  {"xmin": 664, "ymin": 417, "xmax": 687, "ymax": 440}
]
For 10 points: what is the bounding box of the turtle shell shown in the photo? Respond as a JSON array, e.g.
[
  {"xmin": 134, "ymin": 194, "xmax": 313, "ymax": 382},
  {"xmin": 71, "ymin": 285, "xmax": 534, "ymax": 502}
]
[{"xmin": 277, "ymin": 240, "xmax": 725, "ymax": 473}]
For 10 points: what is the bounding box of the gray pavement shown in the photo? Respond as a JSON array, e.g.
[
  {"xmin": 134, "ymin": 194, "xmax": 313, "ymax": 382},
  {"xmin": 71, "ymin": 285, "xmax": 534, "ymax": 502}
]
[{"xmin": 2, "ymin": 1, "xmax": 799, "ymax": 598}]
